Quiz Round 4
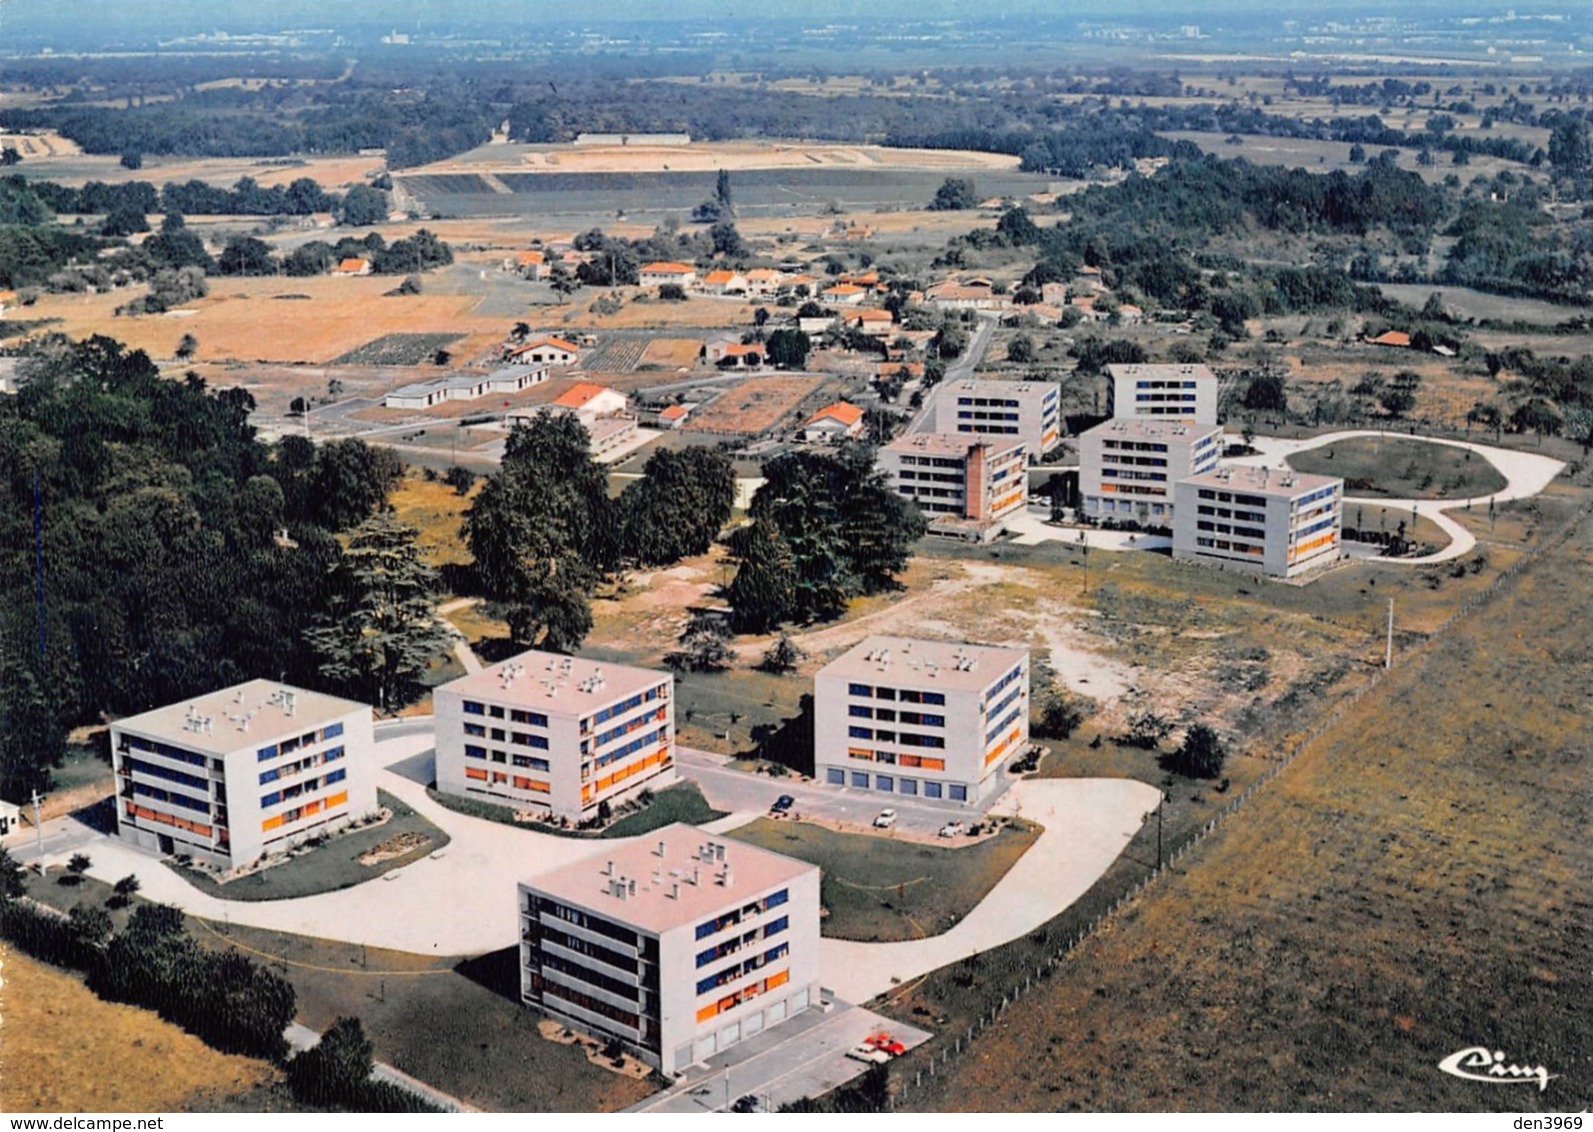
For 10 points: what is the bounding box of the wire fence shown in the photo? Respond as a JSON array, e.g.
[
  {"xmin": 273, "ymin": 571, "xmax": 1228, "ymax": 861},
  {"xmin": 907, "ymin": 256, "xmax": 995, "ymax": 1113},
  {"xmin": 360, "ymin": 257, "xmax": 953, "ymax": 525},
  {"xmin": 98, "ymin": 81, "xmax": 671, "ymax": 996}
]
[{"xmin": 888, "ymin": 496, "xmax": 1592, "ymax": 1111}]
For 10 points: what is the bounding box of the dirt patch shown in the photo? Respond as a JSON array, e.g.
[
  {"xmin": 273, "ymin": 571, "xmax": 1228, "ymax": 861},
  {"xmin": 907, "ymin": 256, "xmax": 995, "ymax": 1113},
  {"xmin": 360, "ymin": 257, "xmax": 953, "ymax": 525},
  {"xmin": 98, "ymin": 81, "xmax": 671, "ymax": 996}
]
[
  {"xmin": 686, "ymin": 374, "xmax": 831, "ymax": 436},
  {"xmin": 358, "ymin": 830, "xmax": 431, "ymax": 866},
  {"xmin": 537, "ymin": 1020, "xmax": 653, "ymax": 1080}
]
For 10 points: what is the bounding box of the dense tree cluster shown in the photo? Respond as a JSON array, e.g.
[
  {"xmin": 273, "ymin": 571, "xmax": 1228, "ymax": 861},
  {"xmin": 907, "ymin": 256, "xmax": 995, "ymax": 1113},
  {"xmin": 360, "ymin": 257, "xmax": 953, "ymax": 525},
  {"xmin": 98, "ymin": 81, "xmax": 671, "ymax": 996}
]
[
  {"xmin": 725, "ymin": 447, "xmax": 925, "ymax": 632},
  {"xmin": 0, "ymin": 336, "xmax": 406, "ymax": 798},
  {"xmin": 465, "ymin": 421, "xmax": 736, "ymax": 653}
]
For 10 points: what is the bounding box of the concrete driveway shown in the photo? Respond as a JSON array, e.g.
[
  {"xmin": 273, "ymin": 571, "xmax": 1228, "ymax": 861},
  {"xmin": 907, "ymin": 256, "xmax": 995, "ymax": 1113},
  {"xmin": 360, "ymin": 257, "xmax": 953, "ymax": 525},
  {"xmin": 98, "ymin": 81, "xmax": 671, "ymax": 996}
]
[{"xmin": 69, "ymin": 724, "xmax": 1159, "ymax": 993}]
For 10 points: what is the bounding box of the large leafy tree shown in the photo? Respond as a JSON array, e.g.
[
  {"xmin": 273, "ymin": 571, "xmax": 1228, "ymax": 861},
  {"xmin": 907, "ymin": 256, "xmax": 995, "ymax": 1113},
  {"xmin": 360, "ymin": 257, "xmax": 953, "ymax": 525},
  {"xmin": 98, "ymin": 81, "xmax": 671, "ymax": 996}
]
[
  {"xmin": 728, "ymin": 447, "xmax": 923, "ymax": 630},
  {"xmin": 463, "ymin": 413, "xmax": 617, "ymax": 653},
  {"xmin": 305, "ymin": 513, "xmax": 449, "ymax": 713},
  {"xmin": 619, "ymin": 446, "xmax": 735, "ymax": 567}
]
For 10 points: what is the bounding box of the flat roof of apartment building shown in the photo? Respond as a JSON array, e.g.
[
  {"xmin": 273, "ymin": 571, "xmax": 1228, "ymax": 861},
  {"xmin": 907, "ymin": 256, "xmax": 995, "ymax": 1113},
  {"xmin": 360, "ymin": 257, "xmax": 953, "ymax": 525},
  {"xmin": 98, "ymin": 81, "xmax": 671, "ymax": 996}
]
[
  {"xmin": 112, "ymin": 679, "xmax": 367, "ymax": 755},
  {"xmin": 525, "ymin": 822, "xmax": 815, "ymax": 934},
  {"xmin": 1106, "ymin": 362, "xmax": 1217, "ymax": 383},
  {"xmin": 940, "ymin": 378, "xmax": 1059, "ymax": 398},
  {"xmin": 1181, "ymin": 466, "xmax": 1342, "ymax": 499},
  {"xmin": 818, "ymin": 635, "xmax": 1027, "ymax": 695},
  {"xmin": 882, "ymin": 432, "xmax": 1025, "ymax": 459},
  {"xmin": 1081, "ymin": 418, "xmax": 1223, "ymax": 441},
  {"xmin": 438, "ymin": 650, "xmax": 667, "ymax": 716}
]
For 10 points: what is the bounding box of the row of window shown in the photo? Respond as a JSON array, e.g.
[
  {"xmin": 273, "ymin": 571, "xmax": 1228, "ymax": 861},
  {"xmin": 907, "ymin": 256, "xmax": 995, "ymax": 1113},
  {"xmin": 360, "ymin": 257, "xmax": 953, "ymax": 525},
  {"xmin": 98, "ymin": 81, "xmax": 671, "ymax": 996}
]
[
  {"xmin": 535, "ymin": 924, "xmax": 637, "ymax": 973},
  {"xmin": 256, "ymin": 721, "xmax": 343, "ymax": 763},
  {"xmin": 846, "ymin": 726, "xmax": 947, "ymax": 749},
  {"xmin": 847, "ymin": 705, "xmax": 944, "ymax": 727},
  {"xmin": 260, "ymin": 767, "xmax": 345, "ymax": 809},
  {"xmin": 596, "ymin": 706, "xmax": 667, "ymax": 749},
  {"xmin": 532, "ymin": 975, "xmax": 640, "ymax": 1033},
  {"xmin": 533, "ymin": 899, "xmax": 639, "ymax": 948},
  {"xmin": 463, "ymin": 702, "xmax": 552, "ymax": 727},
  {"xmin": 826, "ymin": 767, "xmax": 969, "ymax": 801},
  {"xmin": 121, "ymin": 754, "xmax": 208, "ymax": 793},
  {"xmin": 846, "ymin": 685, "xmax": 947, "ymax": 706},
  {"xmin": 537, "ymin": 950, "xmax": 641, "ymax": 1004},
  {"xmin": 986, "ymin": 682, "xmax": 1023, "ymax": 722},
  {"xmin": 130, "ymin": 780, "xmax": 210, "ymax": 815},
  {"xmin": 259, "ymin": 746, "xmax": 343, "ymax": 785},
  {"xmin": 1197, "ymin": 489, "xmax": 1269, "ymax": 507},
  {"xmin": 985, "ymin": 705, "xmax": 1023, "ymax": 746},
  {"xmin": 696, "ymin": 943, "xmax": 791, "ymax": 996},
  {"xmin": 595, "ymin": 727, "xmax": 667, "ymax": 769},
  {"xmin": 695, "ymin": 915, "xmax": 790, "ymax": 969},
  {"xmin": 845, "ymin": 749, "xmax": 947, "ymax": 771},
  {"xmin": 592, "ymin": 685, "xmax": 667, "ymax": 727},
  {"xmin": 122, "ymin": 735, "xmax": 211, "ymax": 770},
  {"xmin": 694, "ymin": 888, "xmax": 788, "ymax": 941}
]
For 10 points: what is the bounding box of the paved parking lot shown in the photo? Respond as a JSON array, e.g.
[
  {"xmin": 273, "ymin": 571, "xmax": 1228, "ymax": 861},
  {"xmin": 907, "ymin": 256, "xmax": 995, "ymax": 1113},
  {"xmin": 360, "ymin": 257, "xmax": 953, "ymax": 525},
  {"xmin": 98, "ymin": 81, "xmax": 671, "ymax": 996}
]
[
  {"xmin": 626, "ymin": 1000, "xmax": 930, "ymax": 1113},
  {"xmin": 678, "ymin": 746, "xmax": 1012, "ymax": 838}
]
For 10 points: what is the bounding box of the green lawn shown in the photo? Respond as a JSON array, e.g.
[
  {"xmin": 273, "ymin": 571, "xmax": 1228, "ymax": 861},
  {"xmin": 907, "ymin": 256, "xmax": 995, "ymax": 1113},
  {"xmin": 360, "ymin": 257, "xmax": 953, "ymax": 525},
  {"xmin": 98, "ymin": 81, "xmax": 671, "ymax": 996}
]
[
  {"xmin": 425, "ymin": 779, "xmax": 725, "ymax": 839},
  {"xmin": 726, "ymin": 817, "xmax": 1041, "ymax": 943},
  {"xmin": 167, "ymin": 790, "xmax": 449, "ymax": 902},
  {"xmin": 1287, "ymin": 436, "xmax": 1508, "ymax": 499}
]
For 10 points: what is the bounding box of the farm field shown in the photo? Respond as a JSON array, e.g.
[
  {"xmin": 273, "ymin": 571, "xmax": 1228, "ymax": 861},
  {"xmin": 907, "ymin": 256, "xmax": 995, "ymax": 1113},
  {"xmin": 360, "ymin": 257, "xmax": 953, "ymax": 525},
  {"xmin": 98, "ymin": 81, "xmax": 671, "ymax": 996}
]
[
  {"xmin": 638, "ymin": 337, "xmax": 704, "ymax": 369},
  {"xmin": 414, "ymin": 140, "xmax": 1023, "ymax": 176},
  {"xmin": 728, "ymin": 817, "xmax": 1043, "ymax": 943},
  {"xmin": 1287, "ymin": 436, "xmax": 1509, "ymax": 499},
  {"xmin": 0, "ymin": 951, "xmax": 278, "ymax": 1113},
  {"xmin": 901, "ymin": 503, "xmax": 1593, "ymax": 1112},
  {"xmin": 1375, "ymin": 283, "xmax": 1591, "ymax": 327},
  {"xmin": 8, "ymin": 146, "xmax": 384, "ymax": 190},
  {"xmin": 685, "ymin": 373, "xmax": 835, "ymax": 435},
  {"xmin": 1160, "ymin": 131, "xmax": 1533, "ymax": 185}
]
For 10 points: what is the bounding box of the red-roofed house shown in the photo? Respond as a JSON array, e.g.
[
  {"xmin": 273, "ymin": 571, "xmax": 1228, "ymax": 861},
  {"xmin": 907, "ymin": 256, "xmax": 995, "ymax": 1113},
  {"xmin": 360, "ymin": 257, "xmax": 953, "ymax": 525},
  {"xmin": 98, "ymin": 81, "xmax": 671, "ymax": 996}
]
[
  {"xmin": 639, "ymin": 261, "xmax": 697, "ymax": 287},
  {"xmin": 712, "ymin": 342, "xmax": 765, "ymax": 368},
  {"xmin": 656, "ymin": 404, "xmax": 691, "ymax": 429},
  {"xmin": 335, "ymin": 257, "xmax": 372, "ymax": 276},
  {"xmin": 802, "ymin": 400, "xmax": 866, "ymax": 443},
  {"xmin": 507, "ymin": 248, "xmax": 548, "ymax": 280},
  {"xmin": 698, "ymin": 269, "xmax": 747, "ymax": 296},
  {"xmin": 848, "ymin": 308, "xmax": 895, "ymax": 337},
  {"xmin": 510, "ymin": 382, "xmax": 637, "ymax": 458},
  {"xmin": 508, "ymin": 336, "xmax": 580, "ymax": 366},
  {"xmin": 819, "ymin": 282, "xmax": 868, "ymax": 306},
  {"xmin": 1368, "ymin": 330, "xmax": 1412, "ymax": 349}
]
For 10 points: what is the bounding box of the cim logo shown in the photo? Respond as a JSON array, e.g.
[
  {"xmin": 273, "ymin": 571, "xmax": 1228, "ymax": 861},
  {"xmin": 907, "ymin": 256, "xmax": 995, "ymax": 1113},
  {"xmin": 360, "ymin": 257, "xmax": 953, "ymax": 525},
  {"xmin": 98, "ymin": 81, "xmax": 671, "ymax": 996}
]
[{"xmin": 1438, "ymin": 1046, "xmax": 1555, "ymax": 1092}]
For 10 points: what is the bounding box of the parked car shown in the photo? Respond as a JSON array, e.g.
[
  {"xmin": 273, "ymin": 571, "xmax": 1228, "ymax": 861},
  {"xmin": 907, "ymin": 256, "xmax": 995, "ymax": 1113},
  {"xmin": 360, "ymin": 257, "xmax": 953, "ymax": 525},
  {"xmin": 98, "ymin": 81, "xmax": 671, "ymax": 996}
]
[
  {"xmin": 770, "ymin": 794, "xmax": 795, "ymax": 814},
  {"xmin": 731, "ymin": 1094, "xmax": 766, "ymax": 1113},
  {"xmin": 938, "ymin": 821, "xmax": 965, "ymax": 839},
  {"xmin": 872, "ymin": 808, "xmax": 897, "ymax": 829},
  {"xmin": 862, "ymin": 1032, "xmax": 907, "ymax": 1057},
  {"xmin": 845, "ymin": 1043, "xmax": 893, "ymax": 1065}
]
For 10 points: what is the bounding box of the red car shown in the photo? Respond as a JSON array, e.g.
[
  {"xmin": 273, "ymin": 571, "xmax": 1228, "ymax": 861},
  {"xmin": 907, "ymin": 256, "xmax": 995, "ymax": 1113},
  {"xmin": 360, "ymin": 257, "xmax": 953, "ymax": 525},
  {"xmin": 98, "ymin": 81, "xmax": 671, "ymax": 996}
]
[{"xmin": 862, "ymin": 1033, "xmax": 906, "ymax": 1057}]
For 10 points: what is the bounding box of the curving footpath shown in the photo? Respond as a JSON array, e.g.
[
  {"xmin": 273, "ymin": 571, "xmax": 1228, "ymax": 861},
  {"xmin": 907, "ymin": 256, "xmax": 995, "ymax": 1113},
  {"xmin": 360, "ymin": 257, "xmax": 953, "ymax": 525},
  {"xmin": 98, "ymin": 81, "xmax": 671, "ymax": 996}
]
[
  {"xmin": 1229, "ymin": 429, "xmax": 1565, "ymax": 565},
  {"xmin": 83, "ymin": 726, "xmax": 1159, "ymax": 1002}
]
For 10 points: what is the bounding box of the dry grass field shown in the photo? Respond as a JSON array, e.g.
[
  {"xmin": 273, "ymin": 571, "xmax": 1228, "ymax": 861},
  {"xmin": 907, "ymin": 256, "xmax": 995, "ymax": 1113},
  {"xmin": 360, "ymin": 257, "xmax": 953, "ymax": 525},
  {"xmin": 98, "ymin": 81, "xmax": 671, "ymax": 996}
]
[
  {"xmin": 415, "ymin": 140, "xmax": 1021, "ymax": 177},
  {"xmin": 900, "ymin": 504, "xmax": 1593, "ymax": 1111},
  {"xmin": 0, "ymin": 951, "xmax": 278, "ymax": 1112},
  {"xmin": 388, "ymin": 468, "xmax": 478, "ymax": 567},
  {"xmin": 638, "ymin": 337, "xmax": 704, "ymax": 369},
  {"xmin": 686, "ymin": 373, "xmax": 835, "ymax": 435}
]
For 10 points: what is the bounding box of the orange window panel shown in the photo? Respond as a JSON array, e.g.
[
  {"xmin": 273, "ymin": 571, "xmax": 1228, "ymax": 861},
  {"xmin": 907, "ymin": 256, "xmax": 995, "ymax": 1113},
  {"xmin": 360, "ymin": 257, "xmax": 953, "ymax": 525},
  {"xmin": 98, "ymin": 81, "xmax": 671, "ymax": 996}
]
[
  {"xmin": 325, "ymin": 790, "xmax": 348, "ymax": 809},
  {"xmin": 764, "ymin": 969, "xmax": 790, "ymax": 992},
  {"xmin": 262, "ymin": 815, "xmax": 284, "ymax": 832},
  {"xmin": 696, "ymin": 1003, "xmax": 719, "ymax": 1024},
  {"xmin": 848, "ymin": 747, "xmax": 873, "ymax": 761},
  {"xmin": 920, "ymin": 757, "xmax": 945, "ymax": 771},
  {"xmin": 465, "ymin": 767, "xmax": 488, "ymax": 782}
]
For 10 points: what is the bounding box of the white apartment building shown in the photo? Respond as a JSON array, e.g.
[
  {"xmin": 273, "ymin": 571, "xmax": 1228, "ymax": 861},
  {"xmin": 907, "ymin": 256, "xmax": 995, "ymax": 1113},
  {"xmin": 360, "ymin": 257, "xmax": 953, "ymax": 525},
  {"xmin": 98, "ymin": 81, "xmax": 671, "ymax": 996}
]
[
  {"xmin": 519, "ymin": 823, "xmax": 821, "ymax": 1076},
  {"xmin": 1078, "ymin": 418, "xmax": 1223, "ymax": 522},
  {"xmin": 111, "ymin": 680, "xmax": 376, "ymax": 870},
  {"xmin": 925, "ymin": 378, "xmax": 1062, "ymax": 456},
  {"xmin": 878, "ymin": 433, "xmax": 1027, "ymax": 540},
  {"xmin": 435, "ymin": 651, "xmax": 674, "ymax": 823},
  {"xmin": 1172, "ymin": 466, "xmax": 1344, "ymax": 578},
  {"xmin": 814, "ymin": 636, "xmax": 1030, "ymax": 806},
  {"xmin": 1106, "ymin": 363, "xmax": 1219, "ymax": 424}
]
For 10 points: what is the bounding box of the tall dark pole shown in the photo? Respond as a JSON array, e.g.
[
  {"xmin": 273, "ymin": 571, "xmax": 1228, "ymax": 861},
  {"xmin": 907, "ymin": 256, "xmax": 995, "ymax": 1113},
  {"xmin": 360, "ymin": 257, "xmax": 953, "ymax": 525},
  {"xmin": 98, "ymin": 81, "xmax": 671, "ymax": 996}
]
[{"xmin": 34, "ymin": 466, "xmax": 46, "ymax": 657}]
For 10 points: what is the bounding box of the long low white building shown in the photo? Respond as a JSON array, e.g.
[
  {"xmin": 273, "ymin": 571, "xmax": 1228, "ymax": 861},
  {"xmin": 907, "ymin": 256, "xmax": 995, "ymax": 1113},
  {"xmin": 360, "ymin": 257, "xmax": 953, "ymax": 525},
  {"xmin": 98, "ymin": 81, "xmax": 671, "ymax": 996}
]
[
  {"xmin": 384, "ymin": 363, "xmax": 550, "ymax": 410},
  {"xmin": 1172, "ymin": 466, "xmax": 1344, "ymax": 578}
]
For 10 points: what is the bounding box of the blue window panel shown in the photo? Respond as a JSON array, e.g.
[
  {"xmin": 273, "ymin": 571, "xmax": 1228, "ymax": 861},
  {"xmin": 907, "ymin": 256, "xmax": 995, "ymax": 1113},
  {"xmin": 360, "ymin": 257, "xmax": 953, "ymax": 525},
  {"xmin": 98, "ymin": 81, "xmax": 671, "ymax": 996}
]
[
  {"xmin": 260, "ymin": 790, "xmax": 282, "ymax": 807},
  {"xmin": 324, "ymin": 746, "xmax": 344, "ymax": 762},
  {"xmin": 764, "ymin": 915, "xmax": 789, "ymax": 937},
  {"xmin": 256, "ymin": 745, "xmax": 278, "ymax": 762},
  {"xmin": 848, "ymin": 683, "xmax": 872, "ymax": 697},
  {"xmin": 899, "ymin": 778, "xmax": 918, "ymax": 796},
  {"xmin": 259, "ymin": 768, "xmax": 279, "ymax": 785},
  {"xmin": 923, "ymin": 692, "xmax": 945, "ymax": 706},
  {"xmin": 695, "ymin": 922, "xmax": 716, "ymax": 941},
  {"xmin": 765, "ymin": 889, "xmax": 788, "ymax": 909},
  {"xmin": 949, "ymin": 784, "xmax": 968, "ymax": 802},
  {"xmin": 463, "ymin": 701, "xmax": 485, "ymax": 715},
  {"xmin": 848, "ymin": 705, "xmax": 872, "ymax": 719},
  {"xmin": 826, "ymin": 768, "xmax": 845, "ymax": 785},
  {"xmin": 325, "ymin": 768, "xmax": 346, "ymax": 785},
  {"xmin": 848, "ymin": 726, "xmax": 872, "ymax": 740},
  {"xmin": 696, "ymin": 947, "xmax": 717, "ymax": 968},
  {"xmin": 322, "ymin": 722, "xmax": 344, "ymax": 740},
  {"xmin": 464, "ymin": 745, "xmax": 487, "ymax": 760},
  {"xmin": 924, "ymin": 782, "xmax": 943, "ymax": 799},
  {"xmin": 875, "ymin": 775, "xmax": 894, "ymax": 792},
  {"xmin": 850, "ymin": 771, "xmax": 869, "ymax": 788}
]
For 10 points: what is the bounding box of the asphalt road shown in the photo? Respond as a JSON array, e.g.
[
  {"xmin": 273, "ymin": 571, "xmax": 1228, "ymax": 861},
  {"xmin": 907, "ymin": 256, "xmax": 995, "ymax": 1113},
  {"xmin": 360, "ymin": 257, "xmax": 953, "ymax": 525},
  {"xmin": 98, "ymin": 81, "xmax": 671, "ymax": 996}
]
[{"xmin": 677, "ymin": 746, "xmax": 1009, "ymax": 838}]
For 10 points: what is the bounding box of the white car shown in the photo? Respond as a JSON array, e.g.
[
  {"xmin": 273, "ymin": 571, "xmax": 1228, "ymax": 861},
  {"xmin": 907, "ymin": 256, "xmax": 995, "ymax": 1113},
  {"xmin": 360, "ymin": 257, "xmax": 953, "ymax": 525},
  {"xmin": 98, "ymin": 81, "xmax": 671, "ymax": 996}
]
[
  {"xmin": 872, "ymin": 809, "xmax": 897, "ymax": 829},
  {"xmin": 938, "ymin": 821, "xmax": 965, "ymax": 839},
  {"xmin": 845, "ymin": 1043, "xmax": 893, "ymax": 1065}
]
